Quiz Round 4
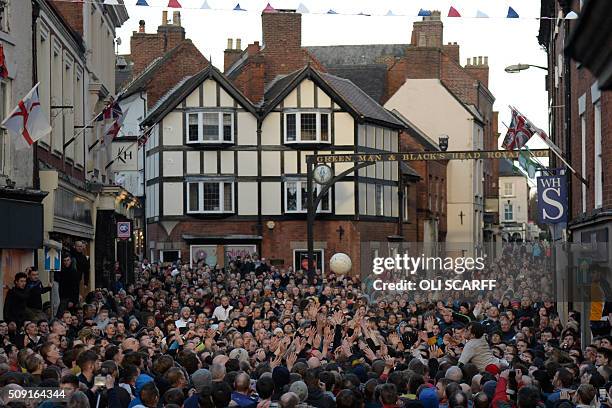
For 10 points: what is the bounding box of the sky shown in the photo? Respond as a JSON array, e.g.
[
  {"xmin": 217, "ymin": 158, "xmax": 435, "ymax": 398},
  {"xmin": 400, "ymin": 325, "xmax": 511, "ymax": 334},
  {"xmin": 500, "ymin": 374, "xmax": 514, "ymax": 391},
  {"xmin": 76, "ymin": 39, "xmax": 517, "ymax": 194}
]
[{"xmin": 116, "ymin": 0, "xmax": 549, "ymax": 150}]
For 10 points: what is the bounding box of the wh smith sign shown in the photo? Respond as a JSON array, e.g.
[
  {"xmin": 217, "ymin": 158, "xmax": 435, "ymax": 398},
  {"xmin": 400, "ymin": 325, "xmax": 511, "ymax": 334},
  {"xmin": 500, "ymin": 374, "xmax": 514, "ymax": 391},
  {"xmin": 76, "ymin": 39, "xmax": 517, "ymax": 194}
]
[{"xmin": 537, "ymin": 175, "xmax": 568, "ymax": 224}]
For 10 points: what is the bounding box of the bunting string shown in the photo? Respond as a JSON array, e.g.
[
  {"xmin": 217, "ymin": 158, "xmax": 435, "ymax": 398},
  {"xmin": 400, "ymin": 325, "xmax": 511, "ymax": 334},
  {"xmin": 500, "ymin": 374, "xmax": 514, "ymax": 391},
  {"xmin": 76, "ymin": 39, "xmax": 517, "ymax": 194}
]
[{"xmin": 66, "ymin": 0, "xmax": 578, "ymax": 20}]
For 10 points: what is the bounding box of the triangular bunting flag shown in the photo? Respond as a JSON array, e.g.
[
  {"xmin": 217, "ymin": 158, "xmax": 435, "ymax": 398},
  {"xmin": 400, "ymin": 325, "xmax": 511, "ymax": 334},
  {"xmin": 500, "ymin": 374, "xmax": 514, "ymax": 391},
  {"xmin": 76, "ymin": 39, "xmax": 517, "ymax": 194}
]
[
  {"xmin": 507, "ymin": 6, "xmax": 519, "ymax": 18},
  {"xmin": 385, "ymin": 10, "xmax": 395, "ymax": 16},
  {"xmin": 418, "ymin": 9, "xmax": 432, "ymax": 17},
  {"xmin": 475, "ymin": 10, "xmax": 489, "ymax": 18},
  {"xmin": 448, "ymin": 6, "xmax": 461, "ymax": 17},
  {"xmin": 234, "ymin": 3, "xmax": 246, "ymax": 11},
  {"xmin": 200, "ymin": 0, "xmax": 210, "ymax": 9},
  {"xmin": 103, "ymin": 0, "xmax": 120, "ymax": 4},
  {"xmin": 296, "ymin": 3, "xmax": 309, "ymax": 13},
  {"xmin": 327, "ymin": 9, "xmax": 337, "ymax": 14},
  {"xmin": 167, "ymin": 0, "xmax": 181, "ymax": 8},
  {"xmin": 135, "ymin": 0, "xmax": 149, "ymax": 5},
  {"xmin": 262, "ymin": 3, "xmax": 277, "ymax": 13}
]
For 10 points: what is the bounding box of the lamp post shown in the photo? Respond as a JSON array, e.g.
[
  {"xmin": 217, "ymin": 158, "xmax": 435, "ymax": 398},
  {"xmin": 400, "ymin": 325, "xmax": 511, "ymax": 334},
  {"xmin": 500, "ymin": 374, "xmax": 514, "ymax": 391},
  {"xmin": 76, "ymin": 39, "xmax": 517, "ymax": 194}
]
[{"xmin": 504, "ymin": 63, "xmax": 548, "ymax": 73}]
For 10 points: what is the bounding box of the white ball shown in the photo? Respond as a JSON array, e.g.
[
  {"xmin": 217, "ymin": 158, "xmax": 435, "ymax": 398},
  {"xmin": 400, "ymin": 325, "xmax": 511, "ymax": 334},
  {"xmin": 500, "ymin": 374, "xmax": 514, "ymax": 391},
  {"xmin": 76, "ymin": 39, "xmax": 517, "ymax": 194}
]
[{"xmin": 330, "ymin": 253, "xmax": 352, "ymax": 274}]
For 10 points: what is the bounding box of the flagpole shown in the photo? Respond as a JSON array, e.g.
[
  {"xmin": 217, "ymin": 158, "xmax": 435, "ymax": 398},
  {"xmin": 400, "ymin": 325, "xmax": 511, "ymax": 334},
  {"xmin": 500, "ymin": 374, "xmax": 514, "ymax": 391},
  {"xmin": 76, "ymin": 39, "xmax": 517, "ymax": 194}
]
[
  {"xmin": 508, "ymin": 105, "xmax": 587, "ymax": 186},
  {"xmin": 104, "ymin": 127, "xmax": 152, "ymax": 170}
]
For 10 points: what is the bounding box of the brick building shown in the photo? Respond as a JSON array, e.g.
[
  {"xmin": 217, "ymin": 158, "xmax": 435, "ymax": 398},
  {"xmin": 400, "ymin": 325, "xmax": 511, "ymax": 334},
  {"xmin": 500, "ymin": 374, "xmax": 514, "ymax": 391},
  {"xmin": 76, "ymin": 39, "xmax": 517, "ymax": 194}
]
[
  {"xmin": 307, "ymin": 11, "xmax": 500, "ymax": 255},
  {"xmin": 539, "ymin": 0, "xmax": 612, "ymax": 340},
  {"xmin": 539, "ymin": 0, "xmax": 611, "ymax": 243}
]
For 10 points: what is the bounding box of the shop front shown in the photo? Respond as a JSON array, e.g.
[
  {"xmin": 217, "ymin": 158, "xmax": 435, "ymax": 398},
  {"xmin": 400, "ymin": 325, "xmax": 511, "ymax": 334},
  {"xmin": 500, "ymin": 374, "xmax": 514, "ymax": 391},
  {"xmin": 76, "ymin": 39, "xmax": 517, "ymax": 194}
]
[{"xmin": 0, "ymin": 187, "xmax": 47, "ymax": 318}]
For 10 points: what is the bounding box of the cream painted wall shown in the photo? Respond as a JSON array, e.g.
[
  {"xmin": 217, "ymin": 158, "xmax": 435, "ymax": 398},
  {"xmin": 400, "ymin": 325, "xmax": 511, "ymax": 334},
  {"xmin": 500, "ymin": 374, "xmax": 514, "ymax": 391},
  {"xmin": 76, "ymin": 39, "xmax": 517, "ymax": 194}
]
[
  {"xmin": 499, "ymin": 176, "xmax": 529, "ymax": 225},
  {"xmin": 162, "ymin": 151, "xmax": 183, "ymax": 177},
  {"xmin": 317, "ymin": 88, "xmax": 332, "ymax": 108},
  {"xmin": 220, "ymin": 87, "xmax": 233, "ymax": 106},
  {"xmin": 335, "ymin": 113, "xmax": 354, "ymax": 145},
  {"xmin": 237, "ymin": 112, "xmax": 257, "ymax": 145},
  {"xmin": 185, "ymin": 86, "xmax": 199, "ymax": 107},
  {"xmin": 203, "ymin": 79, "xmax": 216, "ymax": 107},
  {"xmin": 238, "ymin": 182, "xmax": 258, "ymax": 215},
  {"xmin": 203, "ymin": 151, "xmax": 217, "ymax": 174},
  {"xmin": 284, "ymin": 88, "xmax": 298, "ymax": 108},
  {"xmin": 335, "ymin": 181, "xmax": 355, "ymax": 215},
  {"xmin": 186, "ymin": 151, "xmax": 200, "ymax": 174},
  {"xmin": 261, "ymin": 113, "xmax": 280, "ymax": 145},
  {"xmin": 262, "ymin": 151, "xmax": 281, "ymax": 176},
  {"xmin": 284, "ymin": 151, "xmax": 298, "ymax": 174},
  {"xmin": 163, "ymin": 182, "xmax": 184, "ymax": 215},
  {"xmin": 238, "ymin": 151, "xmax": 257, "ymax": 176},
  {"xmin": 301, "ymin": 79, "xmax": 315, "ymax": 107},
  {"xmin": 261, "ymin": 182, "xmax": 281, "ymax": 215},
  {"xmin": 220, "ymin": 151, "xmax": 234, "ymax": 174},
  {"xmin": 162, "ymin": 112, "xmax": 183, "ymax": 146},
  {"xmin": 385, "ymin": 78, "xmax": 482, "ymax": 249}
]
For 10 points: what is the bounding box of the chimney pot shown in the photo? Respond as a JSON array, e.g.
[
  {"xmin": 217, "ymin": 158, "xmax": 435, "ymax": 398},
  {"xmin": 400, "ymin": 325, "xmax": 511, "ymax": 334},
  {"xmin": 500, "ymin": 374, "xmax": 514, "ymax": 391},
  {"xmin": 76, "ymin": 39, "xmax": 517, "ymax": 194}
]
[
  {"xmin": 162, "ymin": 10, "xmax": 168, "ymax": 25},
  {"xmin": 227, "ymin": 38, "xmax": 233, "ymax": 50},
  {"xmin": 138, "ymin": 20, "xmax": 145, "ymax": 33},
  {"xmin": 235, "ymin": 38, "xmax": 242, "ymax": 49},
  {"xmin": 478, "ymin": 56, "xmax": 483, "ymax": 65},
  {"xmin": 467, "ymin": 58, "xmax": 471, "ymax": 66},
  {"xmin": 484, "ymin": 56, "xmax": 488, "ymax": 65}
]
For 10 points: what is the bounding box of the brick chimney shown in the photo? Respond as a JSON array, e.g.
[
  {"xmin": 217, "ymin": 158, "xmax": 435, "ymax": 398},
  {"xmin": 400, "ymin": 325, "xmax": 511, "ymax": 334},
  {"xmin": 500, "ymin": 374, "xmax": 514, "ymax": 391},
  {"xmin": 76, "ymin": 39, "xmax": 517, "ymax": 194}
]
[
  {"xmin": 224, "ymin": 38, "xmax": 243, "ymax": 72},
  {"xmin": 130, "ymin": 12, "xmax": 187, "ymax": 77},
  {"xmin": 465, "ymin": 56, "xmax": 490, "ymax": 88},
  {"xmin": 262, "ymin": 9, "xmax": 302, "ymax": 52},
  {"xmin": 443, "ymin": 42, "xmax": 459, "ymax": 64},
  {"xmin": 411, "ymin": 10, "xmax": 443, "ymax": 48}
]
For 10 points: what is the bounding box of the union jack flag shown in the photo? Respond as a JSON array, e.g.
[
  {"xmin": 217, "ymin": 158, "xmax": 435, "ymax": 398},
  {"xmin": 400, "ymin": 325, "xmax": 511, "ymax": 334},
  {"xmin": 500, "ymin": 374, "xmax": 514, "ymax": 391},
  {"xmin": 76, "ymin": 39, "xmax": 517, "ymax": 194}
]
[{"xmin": 502, "ymin": 108, "xmax": 542, "ymax": 150}]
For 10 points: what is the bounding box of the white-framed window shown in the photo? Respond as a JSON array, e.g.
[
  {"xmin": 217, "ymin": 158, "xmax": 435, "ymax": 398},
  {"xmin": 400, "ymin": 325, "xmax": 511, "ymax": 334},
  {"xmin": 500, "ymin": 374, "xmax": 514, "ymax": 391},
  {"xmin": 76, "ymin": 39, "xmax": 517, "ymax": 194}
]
[
  {"xmin": 503, "ymin": 182, "xmax": 514, "ymax": 197},
  {"xmin": 186, "ymin": 181, "xmax": 234, "ymax": 213},
  {"xmin": 503, "ymin": 202, "xmax": 514, "ymax": 221},
  {"xmin": 284, "ymin": 111, "xmax": 330, "ymax": 144},
  {"xmin": 284, "ymin": 179, "xmax": 331, "ymax": 213},
  {"xmin": 594, "ymin": 101, "xmax": 602, "ymax": 208},
  {"xmin": 187, "ymin": 111, "xmax": 234, "ymax": 143},
  {"xmin": 0, "ymin": 0, "xmax": 10, "ymax": 33},
  {"xmin": 375, "ymin": 184, "xmax": 383, "ymax": 216}
]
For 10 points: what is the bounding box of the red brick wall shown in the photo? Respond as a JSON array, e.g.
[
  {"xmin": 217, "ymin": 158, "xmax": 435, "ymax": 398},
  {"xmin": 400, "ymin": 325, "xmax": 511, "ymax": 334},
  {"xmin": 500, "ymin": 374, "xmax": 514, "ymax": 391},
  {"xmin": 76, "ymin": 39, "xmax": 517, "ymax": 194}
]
[
  {"xmin": 443, "ymin": 43, "xmax": 460, "ymax": 65},
  {"xmin": 261, "ymin": 12, "xmax": 302, "ymax": 54},
  {"xmin": 224, "ymin": 49, "xmax": 242, "ymax": 72},
  {"xmin": 49, "ymin": 1, "xmax": 83, "ymax": 35},
  {"xmin": 144, "ymin": 41, "xmax": 208, "ymax": 108},
  {"xmin": 411, "ymin": 13, "xmax": 443, "ymax": 48},
  {"xmin": 131, "ymin": 32, "xmax": 163, "ymax": 77},
  {"xmin": 148, "ymin": 218, "xmax": 410, "ymax": 276}
]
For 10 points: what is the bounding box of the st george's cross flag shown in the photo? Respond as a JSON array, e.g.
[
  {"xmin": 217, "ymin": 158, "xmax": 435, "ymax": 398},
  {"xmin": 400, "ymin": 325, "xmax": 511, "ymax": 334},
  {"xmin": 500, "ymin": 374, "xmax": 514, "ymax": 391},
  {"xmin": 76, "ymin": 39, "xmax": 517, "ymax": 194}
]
[
  {"xmin": 1, "ymin": 84, "xmax": 51, "ymax": 150},
  {"xmin": 502, "ymin": 107, "xmax": 543, "ymax": 150}
]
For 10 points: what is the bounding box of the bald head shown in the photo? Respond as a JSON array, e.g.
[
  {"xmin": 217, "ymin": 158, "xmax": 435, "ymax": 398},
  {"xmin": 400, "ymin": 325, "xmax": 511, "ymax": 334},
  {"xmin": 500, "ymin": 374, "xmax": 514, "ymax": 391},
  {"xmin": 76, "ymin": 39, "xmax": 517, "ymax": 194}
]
[
  {"xmin": 212, "ymin": 355, "xmax": 229, "ymax": 366},
  {"xmin": 210, "ymin": 363, "xmax": 226, "ymax": 382},
  {"xmin": 445, "ymin": 366, "xmax": 463, "ymax": 382},
  {"xmin": 471, "ymin": 374, "xmax": 483, "ymax": 393},
  {"xmin": 307, "ymin": 356, "xmax": 321, "ymax": 369},
  {"xmin": 280, "ymin": 392, "xmax": 299, "ymax": 408},
  {"xmin": 235, "ymin": 372, "xmax": 250, "ymax": 393}
]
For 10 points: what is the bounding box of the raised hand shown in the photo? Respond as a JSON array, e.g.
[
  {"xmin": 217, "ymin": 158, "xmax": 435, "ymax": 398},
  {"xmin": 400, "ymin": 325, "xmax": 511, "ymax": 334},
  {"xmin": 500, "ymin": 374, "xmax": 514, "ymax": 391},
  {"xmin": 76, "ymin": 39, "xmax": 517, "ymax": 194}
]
[{"xmin": 286, "ymin": 350, "xmax": 297, "ymax": 370}]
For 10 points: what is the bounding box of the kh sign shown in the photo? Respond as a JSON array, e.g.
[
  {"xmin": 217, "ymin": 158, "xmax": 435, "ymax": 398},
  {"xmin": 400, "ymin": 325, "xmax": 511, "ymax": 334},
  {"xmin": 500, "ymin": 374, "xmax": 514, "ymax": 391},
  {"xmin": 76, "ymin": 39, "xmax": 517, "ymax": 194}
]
[{"xmin": 537, "ymin": 175, "xmax": 568, "ymax": 224}]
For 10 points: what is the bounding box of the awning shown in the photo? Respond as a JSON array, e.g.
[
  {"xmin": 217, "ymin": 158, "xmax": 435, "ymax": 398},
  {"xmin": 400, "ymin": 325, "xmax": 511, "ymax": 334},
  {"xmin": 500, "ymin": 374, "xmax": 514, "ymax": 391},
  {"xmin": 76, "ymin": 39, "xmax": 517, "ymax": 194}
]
[{"xmin": 0, "ymin": 187, "xmax": 48, "ymax": 249}]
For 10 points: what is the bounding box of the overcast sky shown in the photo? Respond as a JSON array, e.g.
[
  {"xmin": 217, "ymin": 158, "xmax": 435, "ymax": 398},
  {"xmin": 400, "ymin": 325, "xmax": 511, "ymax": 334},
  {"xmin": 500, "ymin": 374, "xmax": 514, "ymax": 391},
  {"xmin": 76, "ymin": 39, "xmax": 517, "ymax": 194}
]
[{"xmin": 116, "ymin": 0, "xmax": 549, "ymax": 150}]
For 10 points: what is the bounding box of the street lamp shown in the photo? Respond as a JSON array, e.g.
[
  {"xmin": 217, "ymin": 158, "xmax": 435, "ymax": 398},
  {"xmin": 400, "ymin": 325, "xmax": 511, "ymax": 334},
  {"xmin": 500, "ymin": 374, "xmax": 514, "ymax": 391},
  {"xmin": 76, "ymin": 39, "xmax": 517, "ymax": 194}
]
[{"xmin": 504, "ymin": 63, "xmax": 548, "ymax": 73}]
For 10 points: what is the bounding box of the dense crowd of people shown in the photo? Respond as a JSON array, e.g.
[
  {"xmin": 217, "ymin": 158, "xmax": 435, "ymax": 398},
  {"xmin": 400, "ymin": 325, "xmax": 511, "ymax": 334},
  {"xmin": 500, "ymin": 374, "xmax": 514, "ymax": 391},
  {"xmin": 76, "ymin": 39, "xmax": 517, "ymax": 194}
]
[{"xmin": 0, "ymin": 242, "xmax": 611, "ymax": 408}]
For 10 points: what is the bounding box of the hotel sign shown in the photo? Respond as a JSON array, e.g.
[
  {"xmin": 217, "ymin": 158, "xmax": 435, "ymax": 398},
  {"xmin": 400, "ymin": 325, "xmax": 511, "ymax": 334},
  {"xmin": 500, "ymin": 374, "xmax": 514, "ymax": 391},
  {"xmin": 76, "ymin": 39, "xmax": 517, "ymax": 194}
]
[{"xmin": 308, "ymin": 149, "xmax": 549, "ymax": 164}]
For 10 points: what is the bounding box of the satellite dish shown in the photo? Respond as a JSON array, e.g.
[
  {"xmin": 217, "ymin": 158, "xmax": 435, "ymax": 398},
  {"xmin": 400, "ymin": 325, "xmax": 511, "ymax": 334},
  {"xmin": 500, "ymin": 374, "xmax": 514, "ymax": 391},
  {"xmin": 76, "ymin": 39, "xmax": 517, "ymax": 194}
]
[{"xmin": 116, "ymin": 37, "xmax": 122, "ymax": 45}]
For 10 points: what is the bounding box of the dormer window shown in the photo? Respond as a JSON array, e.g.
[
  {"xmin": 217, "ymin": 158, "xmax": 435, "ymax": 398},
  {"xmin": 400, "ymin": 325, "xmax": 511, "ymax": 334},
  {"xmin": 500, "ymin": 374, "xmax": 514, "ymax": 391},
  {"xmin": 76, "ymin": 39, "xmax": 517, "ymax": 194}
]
[
  {"xmin": 187, "ymin": 112, "xmax": 234, "ymax": 144},
  {"xmin": 284, "ymin": 111, "xmax": 330, "ymax": 144}
]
